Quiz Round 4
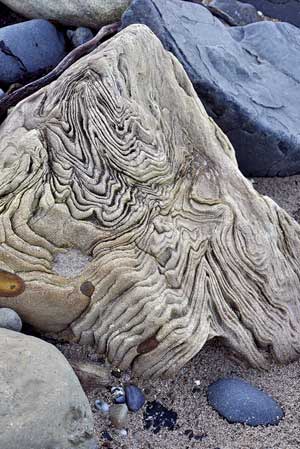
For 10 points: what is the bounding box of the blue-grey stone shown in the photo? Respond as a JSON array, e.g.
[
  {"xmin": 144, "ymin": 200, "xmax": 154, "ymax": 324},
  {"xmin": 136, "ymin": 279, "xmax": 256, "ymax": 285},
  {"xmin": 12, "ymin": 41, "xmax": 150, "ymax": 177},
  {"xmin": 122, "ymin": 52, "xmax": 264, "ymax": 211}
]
[
  {"xmin": 67, "ymin": 27, "xmax": 94, "ymax": 48},
  {"xmin": 0, "ymin": 308, "xmax": 22, "ymax": 332},
  {"xmin": 240, "ymin": 0, "xmax": 300, "ymax": 28},
  {"xmin": 125, "ymin": 384, "xmax": 145, "ymax": 412},
  {"xmin": 211, "ymin": 0, "xmax": 261, "ymax": 25},
  {"xmin": 0, "ymin": 88, "xmax": 5, "ymax": 98},
  {"xmin": 0, "ymin": 19, "xmax": 66, "ymax": 86},
  {"xmin": 122, "ymin": 0, "xmax": 300, "ymax": 176},
  {"xmin": 207, "ymin": 378, "xmax": 284, "ymax": 426},
  {"xmin": 95, "ymin": 399, "xmax": 110, "ymax": 414}
]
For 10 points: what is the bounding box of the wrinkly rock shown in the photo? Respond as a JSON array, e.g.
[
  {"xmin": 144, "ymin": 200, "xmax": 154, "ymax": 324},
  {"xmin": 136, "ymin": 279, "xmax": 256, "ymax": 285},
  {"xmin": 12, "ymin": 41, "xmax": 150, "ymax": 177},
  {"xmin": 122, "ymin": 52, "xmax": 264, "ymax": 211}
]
[
  {"xmin": 207, "ymin": 378, "xmax": 284, "ymax": 426},
  {"xmin": 0, "ymin": 329, "xmax": 96, "ymax": 449},
  {"xmin": 0, "ymin": 19, "xmax": 66, "ymax": 86},
  {"xmin": 240, "ymin": 0, "xmax": 300, "ymax": 28},
  {"xmin": 109, "ymin": 404, "xmax": 128, "ymax": 429},
  {"xmin": 211, "ymin": 0, "xmax": 262, "ymax": 25},
  {"xmin": 1, "ymin": 25, "xmax": 300, "ymax": 379},
  {"xmin": 71, "ymin": 360, "xmax": 112, "ymax": 392},
  {"xmin": 67, "ymin": 27, "xmax": 94, "ymax": 48},
  {"xmin": 0, "ymin": 307, "xmax": 22, "ymax": 331},
  {"xmin": 0, "ymin": 0, "xmax": 131, "ymax": 28},
  {"xmin": 122, "ymin": 0, "xmax": 300, "ymax": 176}
]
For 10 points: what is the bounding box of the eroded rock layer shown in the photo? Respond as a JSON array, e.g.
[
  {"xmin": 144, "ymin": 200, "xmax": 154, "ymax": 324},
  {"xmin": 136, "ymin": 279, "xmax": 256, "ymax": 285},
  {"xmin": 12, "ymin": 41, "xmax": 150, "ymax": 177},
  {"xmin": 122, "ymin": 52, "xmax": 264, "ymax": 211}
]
[{"xmin": 1, "ymin": 25, "xmax": 300, "ymax": 377}]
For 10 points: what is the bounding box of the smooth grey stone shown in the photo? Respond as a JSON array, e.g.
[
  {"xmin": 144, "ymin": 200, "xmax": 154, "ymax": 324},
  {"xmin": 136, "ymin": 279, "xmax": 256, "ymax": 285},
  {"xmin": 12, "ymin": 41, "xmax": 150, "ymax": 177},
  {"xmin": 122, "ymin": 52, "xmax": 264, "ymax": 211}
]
[
  {"xmin": 0, "ymin": 19, "xmax": 66, "ymax": 86},
  {"xmin": 240, "ymin": 0, "xmax": 300, "ymax": 28},
  {"xmin": 67, "ymin": 27, "xmax": 94, "ymax": 48},
  {"xmin": 211, "ymin": 0, "xmax": 261, "ymax": 25},
  {"xmin": 0, "ymin": 308, "xmax": 22, "ymax": 331},
  {"xmin": 125, "ymin": 384, "xmax": 145, "ymax": 412},
  {"xmin": 207, "ymin": 378, "xmax": 284, "ymax": 426},
  {"xmin": 122, "ymin": 0, "xmax": 300, "ymax": 176},
  {"xmin": 109, "ymin": 403, "xmax": 128, "ymax": 429}
]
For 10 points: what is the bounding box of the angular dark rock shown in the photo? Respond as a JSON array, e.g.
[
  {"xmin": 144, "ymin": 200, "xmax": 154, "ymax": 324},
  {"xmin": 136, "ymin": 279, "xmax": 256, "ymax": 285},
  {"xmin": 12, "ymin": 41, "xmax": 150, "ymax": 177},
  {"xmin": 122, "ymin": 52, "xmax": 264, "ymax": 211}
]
[
  {"xmin": 207, "ymin": 378, "xmax": 284, "ymax": 426},
  {"xmin": 122, "ymin": 0, "xmax": 300, "ymax": 176},
  {"xmin": 0, "ymin": 19, "xmax": 66, "ymax": 86},
  {"xmin": 211, "ymin": 0, "xmax": 262, "ymax": 25},
  {"xmin": 239, "ymin": 0, "xmax": 300, "ymax": 27}
]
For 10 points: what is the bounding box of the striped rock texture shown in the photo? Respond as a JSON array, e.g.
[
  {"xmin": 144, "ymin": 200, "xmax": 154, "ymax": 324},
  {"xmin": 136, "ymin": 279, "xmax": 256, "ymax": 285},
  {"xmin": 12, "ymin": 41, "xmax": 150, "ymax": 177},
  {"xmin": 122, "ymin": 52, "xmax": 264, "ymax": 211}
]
[{"xmin": 1, "ymin": 25, "xmax": 300, "ymax": 377}]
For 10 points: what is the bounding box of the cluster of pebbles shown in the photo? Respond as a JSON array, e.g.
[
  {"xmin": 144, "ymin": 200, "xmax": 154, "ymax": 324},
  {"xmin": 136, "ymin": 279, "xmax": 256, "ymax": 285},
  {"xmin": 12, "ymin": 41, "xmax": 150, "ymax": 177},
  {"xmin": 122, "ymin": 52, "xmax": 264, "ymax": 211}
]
[{"xmin": 95, "ymin": 384, "xmax": 145, "ymax": 435}]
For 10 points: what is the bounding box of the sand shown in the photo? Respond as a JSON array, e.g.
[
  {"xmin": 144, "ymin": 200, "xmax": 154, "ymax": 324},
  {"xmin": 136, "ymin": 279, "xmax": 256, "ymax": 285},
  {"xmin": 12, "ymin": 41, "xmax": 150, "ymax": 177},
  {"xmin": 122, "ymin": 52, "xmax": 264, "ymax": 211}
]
[{"xmin": 55, "ymin": 175, "xmax": 300, "ymax": 449}]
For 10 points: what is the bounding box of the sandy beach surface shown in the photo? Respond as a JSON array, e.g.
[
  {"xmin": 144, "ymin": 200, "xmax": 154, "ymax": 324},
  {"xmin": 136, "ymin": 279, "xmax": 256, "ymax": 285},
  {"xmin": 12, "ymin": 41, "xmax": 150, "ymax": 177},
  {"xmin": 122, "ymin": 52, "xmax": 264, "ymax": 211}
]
[{"xmin": 56, "ymin": 175, "xmax": 300, "ymax": 449}]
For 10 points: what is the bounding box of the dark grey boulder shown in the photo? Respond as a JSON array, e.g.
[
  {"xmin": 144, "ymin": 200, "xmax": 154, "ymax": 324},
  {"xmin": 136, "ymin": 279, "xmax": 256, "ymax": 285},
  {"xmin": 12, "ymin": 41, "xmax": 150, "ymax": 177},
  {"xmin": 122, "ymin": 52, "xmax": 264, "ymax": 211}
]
[
  {"xmin": 0, "ymin": 19, "xmax": 66, "ymax": 86},
  {"xmin": 240, "ymin": 0, "xmax": 300, "ymax": 28},
  {"xmin": 207, "ymin": 378, "xmax": 284, "ymax": 426},
  {"xmin": 211, "ymin": 0, "xmax": 262, "ymax": 25},
  {"xmin": 122, "ymin": 0, "xmax": 300, "ymax": 176}
]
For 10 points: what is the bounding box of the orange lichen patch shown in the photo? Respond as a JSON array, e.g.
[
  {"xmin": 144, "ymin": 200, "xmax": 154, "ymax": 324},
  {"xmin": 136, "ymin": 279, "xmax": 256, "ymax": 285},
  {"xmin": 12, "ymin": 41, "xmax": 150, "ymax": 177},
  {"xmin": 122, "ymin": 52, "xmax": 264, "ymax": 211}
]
[
  {"xmin": 0, "ymin": 270, "xmax": 25, "ymax": 297},
  {"xmin": 80, "ymin": 281, "xmax": 95, "ymax": 297},
  {"xmin": 137, "ymin": 335, "xmax": 159, "ymax": 355}
]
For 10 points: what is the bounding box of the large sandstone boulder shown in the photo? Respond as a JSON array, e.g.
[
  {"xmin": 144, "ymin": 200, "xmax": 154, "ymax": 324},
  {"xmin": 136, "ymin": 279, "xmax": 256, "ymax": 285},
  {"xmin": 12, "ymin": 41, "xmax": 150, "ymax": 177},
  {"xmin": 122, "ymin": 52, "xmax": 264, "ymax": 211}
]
[
  {"xmin": 122, "ymin": 0, "xmax": 300, "ymax": 176},
  {"xmin": 1, "ymin": 25, "xmax": 300, "ymax": 378},
  {"xmin": 0, "ymin": 0, "xmax": 130, "ymax": 28},
  {"xmin": 0, "ymin": 329, "xmax": 96, "ymax": 449}
]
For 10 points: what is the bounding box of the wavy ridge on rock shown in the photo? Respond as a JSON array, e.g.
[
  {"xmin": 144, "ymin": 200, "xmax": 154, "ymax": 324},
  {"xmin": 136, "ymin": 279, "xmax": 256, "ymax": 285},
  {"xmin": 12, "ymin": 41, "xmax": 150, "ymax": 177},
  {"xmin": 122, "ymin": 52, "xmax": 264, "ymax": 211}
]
[{"xmin": 0, "ymin": 25, "xmax": 300, "ymax": 377}]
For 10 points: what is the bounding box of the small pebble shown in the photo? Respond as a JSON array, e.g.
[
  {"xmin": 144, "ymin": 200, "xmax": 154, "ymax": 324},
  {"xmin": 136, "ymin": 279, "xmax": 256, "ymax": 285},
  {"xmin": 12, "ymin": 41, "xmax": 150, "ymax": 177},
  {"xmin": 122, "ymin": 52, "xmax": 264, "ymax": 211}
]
[
  {"xmin": 114, "ymin": 428, "xmax": 128, "ymax": 437},
  {"xmin": 112, "ymin": 386, "xmax": 126, "ymax": 404},
  {"xmin": 111, "ymin": 368, "xmax": 122, "ymax": 379},
  {"xmin": 0, "ymin": 308, "xmax": 22, "ymax": 332},
  {"xmin": 101, "ymin": 431, "xmax": 113, "ymax": 441},
  {"xmin": 95, "ymin": 399, "xmax": 110, "ymax": 414},
  {"xmin": 109, "ymin": 403, "xmax": 128, "ymax": 429},
  {"xmin": 125, "ymin": 384, "xmax": 145, "ymax": 412},
  {"xmin": 207, "ymin": 378, "xmax": 284, "ymax": 426},
  {"xmin": 67, "ymin": 27, "xmax": 93, "ymax": 48}
]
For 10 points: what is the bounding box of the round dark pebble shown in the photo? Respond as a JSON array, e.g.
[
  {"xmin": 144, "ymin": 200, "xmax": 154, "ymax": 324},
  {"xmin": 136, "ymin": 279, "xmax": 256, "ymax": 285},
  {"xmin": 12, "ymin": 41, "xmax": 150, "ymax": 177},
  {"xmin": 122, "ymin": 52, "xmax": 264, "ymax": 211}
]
[
  {"xmin": 207, "ymin": 378, "xmax": 284, "ymax": 426},
  {"xmin": 125, "ymin": 384, "xmax": 145, "ymax": 412}
]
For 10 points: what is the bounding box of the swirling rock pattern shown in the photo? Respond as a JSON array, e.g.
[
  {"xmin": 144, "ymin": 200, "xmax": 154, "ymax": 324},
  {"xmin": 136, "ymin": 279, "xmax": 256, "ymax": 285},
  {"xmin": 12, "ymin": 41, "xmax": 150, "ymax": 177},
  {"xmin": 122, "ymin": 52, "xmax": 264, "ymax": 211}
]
[{"xmin": 1, "ymin": 25, "xmax": 300, "ymax": 377}]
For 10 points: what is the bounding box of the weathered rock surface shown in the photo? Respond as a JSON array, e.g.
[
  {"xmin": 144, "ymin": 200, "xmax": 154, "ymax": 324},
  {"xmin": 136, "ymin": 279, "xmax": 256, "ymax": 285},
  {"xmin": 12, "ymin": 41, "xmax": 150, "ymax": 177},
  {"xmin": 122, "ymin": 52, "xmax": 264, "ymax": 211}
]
[
  {"xmin": 0, "ymin": 329, "xmax": 96, "ymax": 449},
  {"xmin": 0, "ymin": 0, "xmax": 131, "ymax": 28},
  {"xmin": 1, "ymin": 25, "xmax": 300, "ymax": 378},
  {"xmin": 122, "ymin": 0, "xmax": 300, "ymax": 176},
  {"xmin": 211, "ymin": 0, "xmax": 262, "ymax": 25},
  {"xmin": 0, "ymin": 19, "xmax": 66, "ymax": 86},
  {"xmin": 240, "ymin": 0, "xmax": 300, "ymax": 27}
]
